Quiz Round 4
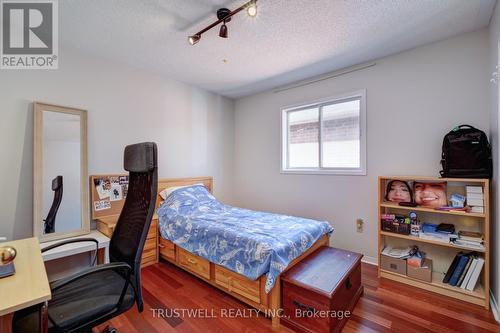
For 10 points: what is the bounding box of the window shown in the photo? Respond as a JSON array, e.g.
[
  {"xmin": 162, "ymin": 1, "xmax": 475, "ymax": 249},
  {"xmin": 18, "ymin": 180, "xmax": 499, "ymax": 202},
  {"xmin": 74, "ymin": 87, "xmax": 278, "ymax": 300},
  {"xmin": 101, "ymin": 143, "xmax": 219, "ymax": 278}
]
[{"xmin": 281, "ymin": 90, "xmax": 366, "ymax": 175}]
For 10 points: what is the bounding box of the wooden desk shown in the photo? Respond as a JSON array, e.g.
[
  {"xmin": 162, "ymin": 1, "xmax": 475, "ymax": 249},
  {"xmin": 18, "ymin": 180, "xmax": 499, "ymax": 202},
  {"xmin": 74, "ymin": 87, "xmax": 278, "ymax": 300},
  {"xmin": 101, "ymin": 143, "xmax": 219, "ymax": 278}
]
[{"xmin": 0, "ymin": 238, "xmax": 51, "ymax": 333}]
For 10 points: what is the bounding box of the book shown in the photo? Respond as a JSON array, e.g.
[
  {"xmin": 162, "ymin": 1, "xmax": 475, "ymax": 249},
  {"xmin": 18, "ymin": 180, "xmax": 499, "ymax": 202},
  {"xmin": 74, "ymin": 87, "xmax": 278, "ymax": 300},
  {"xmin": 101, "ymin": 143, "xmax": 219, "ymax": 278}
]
[
  {"xmin": 466, "ymin": 192, "xmax": 484, "ymax": 200},
  {"xmin": 466, "ymin": 186, "xmax": 483, "ymax": 194},
  {"xmin": 461, "ymin": 258, "xmax": 478, "ymax": 289},
  {"xmin": 452, "ymin": 240, "xmax": 485, "ymax": 250},
  {"xmin": 470, "ymin": 206, "xmax": 484, "ymax": 214},
  {"xmin": 466, "ymin": 198, "xmax": 484, "ymax": 207},
  {"xmin": 466, "ymin": 258, "xmax": 485, "ymax": 291},
  {"xmin": 457, "ymin": 256, "xmax": 473, "ymax": 287},
  {"xmin": 443, "ymin": 254, "xmax": 461, "ymax": 283},
  {"xmin": 449, "ymin": 254, "xmax": 469, "ymax": 286},
  {"xmin": 458, "ymin": 231, "xmax": 483, "ymax": 242}
]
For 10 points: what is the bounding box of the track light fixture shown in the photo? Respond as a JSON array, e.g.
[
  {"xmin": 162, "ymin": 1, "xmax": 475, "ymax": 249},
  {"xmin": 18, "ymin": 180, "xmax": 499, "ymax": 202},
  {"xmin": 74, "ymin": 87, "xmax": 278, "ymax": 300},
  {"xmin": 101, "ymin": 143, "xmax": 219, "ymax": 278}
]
[
  {"xmin": 219, "ymin": 22, "xmax": 228, "ymax": 38},
  {"xmin": 188, "ymin": 34, "xmax": 201, "ymax": 45},
  {"xmin": 247, "ymin": 0, "xmax": 257, "ymax": 17},
  {"xmin": 188, "ymin": 0, "xmax": 258, "ymax": 45}
]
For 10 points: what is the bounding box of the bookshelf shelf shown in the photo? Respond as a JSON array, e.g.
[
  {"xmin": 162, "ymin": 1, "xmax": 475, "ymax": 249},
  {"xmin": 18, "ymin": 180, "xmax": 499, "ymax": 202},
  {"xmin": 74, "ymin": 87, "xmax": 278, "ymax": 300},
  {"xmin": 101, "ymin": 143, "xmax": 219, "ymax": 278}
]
[
  {"xmin": 380, "ymin": 231, "xmax": 485, "ymax": 252},
  {"xmin": 378, "ymin": 176, "xmax": 490, "ymax": 309},
  {"xmin": 380, "ymin": 202, "xmax": 485, "ymax": 218},
  {"xmin": 380, "ymin": 270, "xmax": 486, "ymax": 306}
]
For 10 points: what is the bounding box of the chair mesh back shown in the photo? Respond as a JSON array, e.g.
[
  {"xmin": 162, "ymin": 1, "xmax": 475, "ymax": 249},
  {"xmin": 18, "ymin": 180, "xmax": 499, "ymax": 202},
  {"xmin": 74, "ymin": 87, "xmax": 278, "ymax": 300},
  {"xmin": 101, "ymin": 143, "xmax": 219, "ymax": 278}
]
[
  {"xmin": 44, "ymin": 175, "xmax": 63, "ymax": 234},
  {"xmin": 109, "ymin": 143, "xmax": 158, "ymax": 275}
]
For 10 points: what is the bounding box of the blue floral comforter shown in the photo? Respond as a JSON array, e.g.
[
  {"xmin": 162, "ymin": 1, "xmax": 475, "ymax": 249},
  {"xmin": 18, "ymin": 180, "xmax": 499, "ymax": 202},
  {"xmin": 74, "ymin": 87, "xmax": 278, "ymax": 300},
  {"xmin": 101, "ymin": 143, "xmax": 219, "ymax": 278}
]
[{"xmin": 157, "ymin": 185, "xmax": 333, "ymax": 293}]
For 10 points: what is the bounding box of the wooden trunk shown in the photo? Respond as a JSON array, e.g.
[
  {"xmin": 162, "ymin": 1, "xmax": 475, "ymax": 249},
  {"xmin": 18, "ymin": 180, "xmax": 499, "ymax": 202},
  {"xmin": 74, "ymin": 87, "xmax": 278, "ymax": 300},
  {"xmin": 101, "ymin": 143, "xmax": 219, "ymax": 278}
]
[{"xmin": 281, "ymin": 247, "xmax": 363, "ymax": 333}]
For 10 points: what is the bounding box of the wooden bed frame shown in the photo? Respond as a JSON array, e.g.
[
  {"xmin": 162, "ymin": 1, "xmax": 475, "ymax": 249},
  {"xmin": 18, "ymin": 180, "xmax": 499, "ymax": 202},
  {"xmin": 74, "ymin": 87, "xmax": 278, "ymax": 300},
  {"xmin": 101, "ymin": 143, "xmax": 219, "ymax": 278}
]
[{"xmin": 155, "ymin": 177, "xmax": 330, "ymax": 328}]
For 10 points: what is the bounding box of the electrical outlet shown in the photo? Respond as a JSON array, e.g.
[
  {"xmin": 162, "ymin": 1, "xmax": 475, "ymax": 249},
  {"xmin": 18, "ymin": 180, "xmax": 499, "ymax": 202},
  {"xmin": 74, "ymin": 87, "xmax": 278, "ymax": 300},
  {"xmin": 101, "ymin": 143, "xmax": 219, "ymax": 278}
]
[{"xmin": 356, "ymin": 218, "xmax": 364, "ymax": 233}]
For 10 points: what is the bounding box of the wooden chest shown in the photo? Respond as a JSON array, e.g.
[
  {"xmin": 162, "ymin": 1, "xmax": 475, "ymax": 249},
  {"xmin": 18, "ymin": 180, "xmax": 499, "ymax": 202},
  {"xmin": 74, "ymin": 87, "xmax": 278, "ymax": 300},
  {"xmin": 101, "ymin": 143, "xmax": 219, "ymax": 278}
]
[
  {"xmin": 281, "ymin": 246, "xmax": 363, "ymax": 333},
  {"xmin": 96, "ymin": 215, "xmax": 158, "ymax": 268}
]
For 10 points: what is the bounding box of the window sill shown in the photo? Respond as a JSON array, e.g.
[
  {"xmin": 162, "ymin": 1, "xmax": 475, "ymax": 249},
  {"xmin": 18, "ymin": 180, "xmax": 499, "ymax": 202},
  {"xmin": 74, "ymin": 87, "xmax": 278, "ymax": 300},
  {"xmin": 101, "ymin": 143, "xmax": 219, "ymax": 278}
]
[{"xmin": 280, "ymin": 168, "xmax": 367, "ymax": 176}]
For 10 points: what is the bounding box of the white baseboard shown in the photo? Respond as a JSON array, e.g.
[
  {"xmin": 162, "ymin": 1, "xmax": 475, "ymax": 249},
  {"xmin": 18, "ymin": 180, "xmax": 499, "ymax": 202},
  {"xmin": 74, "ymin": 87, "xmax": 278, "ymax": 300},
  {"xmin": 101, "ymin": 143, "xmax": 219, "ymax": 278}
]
[
  {"xmin": 362, "ymin": 255, "xmax": 378, "ymax": 266},
  {"xmin": 491, "ymin": 290, "xmax": 499, "ymax": 323}
]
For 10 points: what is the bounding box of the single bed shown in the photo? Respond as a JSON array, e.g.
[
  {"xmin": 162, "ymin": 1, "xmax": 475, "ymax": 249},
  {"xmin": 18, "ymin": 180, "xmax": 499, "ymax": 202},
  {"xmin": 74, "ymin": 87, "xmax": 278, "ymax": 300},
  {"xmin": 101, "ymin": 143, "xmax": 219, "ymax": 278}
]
[{"xmin": 155, "ymin": 177, "xmax": 333, "ymax": 328}]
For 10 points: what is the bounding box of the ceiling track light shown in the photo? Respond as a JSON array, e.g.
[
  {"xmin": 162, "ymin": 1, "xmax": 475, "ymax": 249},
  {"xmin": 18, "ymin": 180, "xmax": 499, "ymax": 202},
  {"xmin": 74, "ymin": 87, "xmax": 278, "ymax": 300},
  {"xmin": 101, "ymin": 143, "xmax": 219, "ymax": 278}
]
[{"xmin": 188, "ymin": 0, "xmax": 258, "ymax": 45}]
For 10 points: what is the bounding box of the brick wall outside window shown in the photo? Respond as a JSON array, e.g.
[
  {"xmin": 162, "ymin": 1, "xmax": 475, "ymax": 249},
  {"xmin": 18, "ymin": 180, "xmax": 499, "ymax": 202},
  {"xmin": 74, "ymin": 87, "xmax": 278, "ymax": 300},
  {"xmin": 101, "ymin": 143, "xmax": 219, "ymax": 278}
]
[{"xmin": 289, "ymin": 116, "xmax": 359, "ymax": 144}]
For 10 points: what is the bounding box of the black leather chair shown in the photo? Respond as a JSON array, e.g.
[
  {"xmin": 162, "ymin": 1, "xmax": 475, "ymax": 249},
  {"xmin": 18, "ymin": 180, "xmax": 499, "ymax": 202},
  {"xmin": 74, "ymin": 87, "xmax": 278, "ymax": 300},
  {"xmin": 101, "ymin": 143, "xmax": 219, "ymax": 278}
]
[
  {"xmin": 13, "ymin": 142, "xmax": 158, "ymax": 333},
  {"xmin": 44, "ymin": 176, "xmax": 63, "ymax": 234}
]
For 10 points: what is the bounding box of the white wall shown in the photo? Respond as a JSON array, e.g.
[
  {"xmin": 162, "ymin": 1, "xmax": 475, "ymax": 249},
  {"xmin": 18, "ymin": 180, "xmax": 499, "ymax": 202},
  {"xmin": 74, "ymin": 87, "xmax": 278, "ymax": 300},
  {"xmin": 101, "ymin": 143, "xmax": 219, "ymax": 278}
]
[
  {"xmin": 0, "ymin": 46, "xmax": 234, "ymax": 240},
  {"xmin": 233, "ymin": 29, "xmax": 491, "ymax": 262},
  {"xmin": 489, "ymin": 1, "xmax": 500, "ymax": 316}
]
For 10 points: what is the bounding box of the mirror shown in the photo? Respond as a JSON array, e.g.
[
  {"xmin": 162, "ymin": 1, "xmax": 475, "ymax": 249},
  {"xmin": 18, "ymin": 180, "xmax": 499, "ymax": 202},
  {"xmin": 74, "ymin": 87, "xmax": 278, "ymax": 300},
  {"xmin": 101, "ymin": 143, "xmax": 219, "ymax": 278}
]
[{"xmin": 33, "ymin": 102, "xmax": 89, "ymax": 242}]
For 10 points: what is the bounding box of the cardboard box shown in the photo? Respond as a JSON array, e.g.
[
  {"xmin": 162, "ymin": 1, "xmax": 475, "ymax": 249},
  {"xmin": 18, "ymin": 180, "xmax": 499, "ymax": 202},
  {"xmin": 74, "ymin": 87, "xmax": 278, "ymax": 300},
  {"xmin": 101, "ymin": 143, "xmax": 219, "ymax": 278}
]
[
  {"xmin": 407, "ymin": 259, "xmax": 432, "ymax": 282},
  {"xmin": 380, "ymin": 255, "xmax": 407, "ymax": 275}
]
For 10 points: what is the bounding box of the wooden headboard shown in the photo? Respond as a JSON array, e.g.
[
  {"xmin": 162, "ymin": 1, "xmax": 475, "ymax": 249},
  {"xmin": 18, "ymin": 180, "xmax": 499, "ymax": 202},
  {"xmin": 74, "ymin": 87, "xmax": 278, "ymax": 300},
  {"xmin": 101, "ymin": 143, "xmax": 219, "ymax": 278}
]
[{"xmin": 156, "ymin": 176, "xmax": 213, "ymax": 208}]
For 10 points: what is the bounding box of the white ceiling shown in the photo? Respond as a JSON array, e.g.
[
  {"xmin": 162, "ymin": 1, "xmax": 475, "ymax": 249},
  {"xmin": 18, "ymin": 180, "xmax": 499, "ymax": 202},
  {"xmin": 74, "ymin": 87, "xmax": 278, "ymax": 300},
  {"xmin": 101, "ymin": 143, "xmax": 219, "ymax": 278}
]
[{"xmin": 60, "ymin": 0, "xmax": 496, "ymax": 99}]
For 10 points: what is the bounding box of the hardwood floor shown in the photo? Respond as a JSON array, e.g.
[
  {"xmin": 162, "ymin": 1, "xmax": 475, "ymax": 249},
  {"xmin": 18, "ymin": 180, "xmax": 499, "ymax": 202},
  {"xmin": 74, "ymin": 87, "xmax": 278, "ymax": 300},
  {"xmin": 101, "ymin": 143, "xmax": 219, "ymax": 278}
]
[{"xmin": 97, "ymin": 261, "xmax": 499, "ymax": 332}]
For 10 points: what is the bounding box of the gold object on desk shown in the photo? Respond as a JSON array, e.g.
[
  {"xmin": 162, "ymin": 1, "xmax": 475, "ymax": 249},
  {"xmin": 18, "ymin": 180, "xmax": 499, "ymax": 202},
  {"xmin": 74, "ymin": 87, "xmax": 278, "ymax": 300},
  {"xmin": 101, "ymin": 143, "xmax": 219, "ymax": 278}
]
[
  {"xmin": 0, "ymin": 237, "xmax": 51, "ymax": 333},
  {"xmin": 0, "ymin": 247, "xmax": 16, "ymax": 266}
]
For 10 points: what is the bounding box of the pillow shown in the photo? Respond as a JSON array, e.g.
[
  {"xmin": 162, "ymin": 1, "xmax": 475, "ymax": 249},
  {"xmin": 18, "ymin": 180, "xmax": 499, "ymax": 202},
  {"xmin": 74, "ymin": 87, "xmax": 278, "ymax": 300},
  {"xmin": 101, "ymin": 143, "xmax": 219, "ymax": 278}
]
[{"xmin": 159, "ymin": 183, "xmax": 204, "ymax": 200}]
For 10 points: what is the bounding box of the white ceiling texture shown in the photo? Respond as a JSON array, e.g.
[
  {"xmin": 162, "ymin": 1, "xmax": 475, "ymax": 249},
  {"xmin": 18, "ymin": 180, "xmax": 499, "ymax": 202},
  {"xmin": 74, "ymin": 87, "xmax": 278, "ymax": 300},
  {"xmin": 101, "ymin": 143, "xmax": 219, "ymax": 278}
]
[{"xmin": 60, "ymin": 0, "xmax": 496, "ymax": 98}]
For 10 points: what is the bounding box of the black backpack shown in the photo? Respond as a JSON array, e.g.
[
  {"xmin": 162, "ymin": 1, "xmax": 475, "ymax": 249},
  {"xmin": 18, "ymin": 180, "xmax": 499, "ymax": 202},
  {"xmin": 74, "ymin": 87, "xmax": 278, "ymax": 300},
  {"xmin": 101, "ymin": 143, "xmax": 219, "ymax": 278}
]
[{"xmin": 440, "ymin": 125, "xmax": 492, "ymax": 178}]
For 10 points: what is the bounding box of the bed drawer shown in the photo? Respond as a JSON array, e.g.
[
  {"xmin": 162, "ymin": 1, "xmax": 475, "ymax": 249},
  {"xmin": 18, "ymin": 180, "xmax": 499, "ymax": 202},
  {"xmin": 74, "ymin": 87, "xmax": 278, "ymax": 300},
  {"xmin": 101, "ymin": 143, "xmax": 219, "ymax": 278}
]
[
  {"xmin": 214, "ymin": 266, "xmax": 261, "ymax": 303},
  {"xmin": 159, "ymin": 238, "xmax": 175, "ymax": 260},
  {"xmin": 177, "ymin": 248, "xmax": 210, "ymax": 280}
]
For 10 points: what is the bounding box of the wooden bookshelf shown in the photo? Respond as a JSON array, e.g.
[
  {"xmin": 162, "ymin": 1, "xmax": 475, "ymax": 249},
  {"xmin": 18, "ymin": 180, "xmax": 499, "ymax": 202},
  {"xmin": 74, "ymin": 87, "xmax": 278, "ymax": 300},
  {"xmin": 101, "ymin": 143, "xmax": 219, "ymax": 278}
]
[{"xmin": 378, "ymin": 176, "xmax": 490, "ymax": 309}]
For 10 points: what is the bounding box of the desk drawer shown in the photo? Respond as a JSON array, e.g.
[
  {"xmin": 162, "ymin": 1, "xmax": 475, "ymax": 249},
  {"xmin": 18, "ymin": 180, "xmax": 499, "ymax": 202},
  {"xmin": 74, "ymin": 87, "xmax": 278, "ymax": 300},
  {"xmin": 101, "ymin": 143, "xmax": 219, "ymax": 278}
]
[
  {"xmin": 159, "ymin": 238, "xmax": 175, "ymax": 260},
  {"xmin": 142, "ymin": 247, "xmax": 157, "ymax": 266},
  {"xmin": 215, "ymin": 266, "xmax": 260, "ymax": 303},
  {"xmin": 143, "ymin": 238, "xmax": 156, "ymax": 252},
  {"xmin": 96, "ymin": 220, "xmax": 116, "ymax": 238},
  {"xmin": 177, "ymin": 248, "xmax": 210, "ymax": 280},
  {"xmin": 146, "ymin": 221, "xmax": 157, "ymax": 240},
  {"xmin": 142, "ymin": 244, "xmax": 157, "ymax": 259}
]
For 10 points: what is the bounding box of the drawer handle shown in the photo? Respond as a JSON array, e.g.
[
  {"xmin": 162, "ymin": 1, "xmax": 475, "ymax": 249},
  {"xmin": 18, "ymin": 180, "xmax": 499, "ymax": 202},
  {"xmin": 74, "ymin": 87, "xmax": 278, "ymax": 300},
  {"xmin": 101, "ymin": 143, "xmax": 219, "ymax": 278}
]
[
  {"xmin": 158, "ymin": 244, "xmax": 165, "ymax": 248},
  {"xmin": 345, "ymin": 277, "xmax": 352, "ymax": 290},
  {"xmin": 187, "ymin": 258, "xmax": 197, "ymax": 264},
  {"xmin": 293, "ymin": 300, "xmax": 316, "ymax": 316}
]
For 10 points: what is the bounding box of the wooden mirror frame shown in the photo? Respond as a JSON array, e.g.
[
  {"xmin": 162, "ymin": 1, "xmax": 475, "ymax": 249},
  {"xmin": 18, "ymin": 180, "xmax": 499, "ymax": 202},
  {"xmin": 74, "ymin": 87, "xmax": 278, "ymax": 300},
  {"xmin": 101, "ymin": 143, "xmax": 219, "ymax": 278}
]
[{"xmin": 33, "ymin": 102, "xmax": 90, "ymax": 242}]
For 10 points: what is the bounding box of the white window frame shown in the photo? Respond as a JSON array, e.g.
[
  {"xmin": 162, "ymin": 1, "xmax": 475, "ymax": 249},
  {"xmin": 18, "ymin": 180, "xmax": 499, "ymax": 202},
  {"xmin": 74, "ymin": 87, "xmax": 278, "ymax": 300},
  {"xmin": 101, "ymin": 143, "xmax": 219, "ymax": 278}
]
[{"xmin": 280, "ymin": 89, "xmax": 367, "ymax": 175}]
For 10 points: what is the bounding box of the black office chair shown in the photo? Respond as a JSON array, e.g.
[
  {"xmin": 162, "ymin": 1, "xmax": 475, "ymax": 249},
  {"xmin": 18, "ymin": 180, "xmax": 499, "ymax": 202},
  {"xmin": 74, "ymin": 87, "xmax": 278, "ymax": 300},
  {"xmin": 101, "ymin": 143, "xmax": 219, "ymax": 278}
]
[
  {"xmin": 13, "ymin": 142, "xmax": 158, "ymax": 333},
  {"xmin": 44, "ymin": 176, "xmax": 63, "ymax": 234}
]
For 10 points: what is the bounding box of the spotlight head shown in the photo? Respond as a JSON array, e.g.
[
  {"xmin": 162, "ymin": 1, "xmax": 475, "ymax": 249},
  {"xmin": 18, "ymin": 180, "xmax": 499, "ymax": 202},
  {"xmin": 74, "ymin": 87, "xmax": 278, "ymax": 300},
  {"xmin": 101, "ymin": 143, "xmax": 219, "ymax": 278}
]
[
  {"xmin": 219, "ymin": 23, "xmax": 228, "ymax": 38},
  {"xmin": 188, "ymin": 34, "xmax": 200, "ymax": 45},
  {"xmin": 247, "ymin": 1, "xmax": 257, "ymax": 17}
]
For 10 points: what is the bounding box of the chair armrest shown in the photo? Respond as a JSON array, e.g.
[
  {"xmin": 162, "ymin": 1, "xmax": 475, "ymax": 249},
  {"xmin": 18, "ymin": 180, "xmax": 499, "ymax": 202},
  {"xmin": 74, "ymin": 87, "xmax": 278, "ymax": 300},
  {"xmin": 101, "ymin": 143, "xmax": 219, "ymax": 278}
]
[
  {"xmin": 50, "ymin": 262, "xmax": 131, "ymax": 292},
  {"xmin": 41, "ymin": 238, "xmax": 99, "ymax": 265}
]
